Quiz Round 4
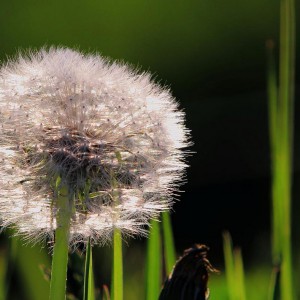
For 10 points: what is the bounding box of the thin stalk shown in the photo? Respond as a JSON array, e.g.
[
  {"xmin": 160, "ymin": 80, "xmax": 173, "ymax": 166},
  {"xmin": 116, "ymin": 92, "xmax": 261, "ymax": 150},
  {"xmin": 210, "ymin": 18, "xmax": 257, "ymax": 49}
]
[
  {"xmin": 278, "ymin": 0, "xmax": 295, "ymax": 298},
  {"xmin": 146, "ymin": 219, "xmax": 162, "ymax": 300},
  {"xmin": 234, "ymin": 248, "xmax": 247, "ymax": 300},
  {"xmin": 161, "ymin": 212, "xmax": 176, "ymax": 275},
  {"xmin": 83, "ymin": 239, "xmax": 95, "ymax": 300},
  {"xmin": 112, "ymin": 228, "xmax": 123, "ymax": 300},
  {"xmin": 266, "ymin": 39, "xmax": 281, "ymax": 263},
  {"xmin": 222, "ymin": 232, "xmax": 236, "ymax": 300},
  {"xmin": 49, "ymin": 186, "xmax": 72, "ymax": 300},
  {"xmin": 110, "ymin": 165, "xmax": 123, "ymax": 300}
]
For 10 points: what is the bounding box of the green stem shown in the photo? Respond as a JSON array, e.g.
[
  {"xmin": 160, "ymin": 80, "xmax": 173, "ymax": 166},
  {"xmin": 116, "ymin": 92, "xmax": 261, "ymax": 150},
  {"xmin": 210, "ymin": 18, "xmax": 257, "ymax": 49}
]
[
  {"xmin": 146, "ymin": 219, "xmax": 161, "ymax": 300},
  {"xmin": 83, "ymin": 239, "xmax": 95, "ymax": 300},
  {"xmin": 49, "ymin": 186, "xmax": 72, "ymax": 300},
  {"xmin": 266, "ymin": 40, "xmax": 281, "ymax": 264},
  {"xmin": 234, "ymin": 248, "xmax": 247, "ymax": 300},
  {"xmin": 161, "ymin": 212, "xmax": 176, "ymax": 275},
  {"xmin": 222, "ymin": 232, "xmax": 236, "ymax": 300},
  {"xmin": 112, "ymin": 228, "xmax": 123, "ymax": 300},
  {"xmin": 278, "ymin": 0, "xmax": 295, "ymax": 298}
]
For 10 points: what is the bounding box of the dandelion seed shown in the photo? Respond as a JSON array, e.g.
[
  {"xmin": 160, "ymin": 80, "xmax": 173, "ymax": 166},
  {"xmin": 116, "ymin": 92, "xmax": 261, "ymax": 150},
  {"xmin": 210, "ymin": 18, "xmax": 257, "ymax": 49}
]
[{"xmin": 0, "ymin": 47, "xmax": 191, "ymax": 247}]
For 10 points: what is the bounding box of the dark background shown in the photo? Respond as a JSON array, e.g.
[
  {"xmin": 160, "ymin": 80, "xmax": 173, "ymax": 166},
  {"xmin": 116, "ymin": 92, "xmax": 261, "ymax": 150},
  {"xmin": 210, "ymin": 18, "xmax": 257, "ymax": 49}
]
[{"xmin": 0, "ymin": 0, "xmax": 300, "ymax": 266}]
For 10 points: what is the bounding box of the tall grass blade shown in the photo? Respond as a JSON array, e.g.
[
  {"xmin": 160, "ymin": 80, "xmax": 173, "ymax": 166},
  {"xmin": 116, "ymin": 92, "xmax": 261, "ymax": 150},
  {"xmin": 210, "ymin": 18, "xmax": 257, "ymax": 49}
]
[
  {"xmin": 272, "ymin": 0, "xmax": 296, "ymax": 298},
  {"xmin": 83, "ymin": 239, "xmax": 95, "ymax": 300},
  {"xmin": 112, "ymin": 228, "xmax": 123, "ymax": 300},
  {"xmin": 146, "ymin": 219, "xmax": 162, "ymax": 300},
  {"xmin": 266, "ymin": 39, "xmax": 281, "ymax": 263},
  {"xmin": 161, "ymin": 212, "xmax": 176, "ymax": 275},
  {"xmin": 234, "ymin": 248, "xmax": 247, "ymax": 300},
  {"xmin": 223, "ymin": 231, "xmax": 236, "ymax": 300}
]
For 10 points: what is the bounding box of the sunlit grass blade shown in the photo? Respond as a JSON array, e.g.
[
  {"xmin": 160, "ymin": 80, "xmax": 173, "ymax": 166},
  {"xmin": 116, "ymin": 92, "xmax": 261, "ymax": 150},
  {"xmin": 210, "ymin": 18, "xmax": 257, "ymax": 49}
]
[
  {"xmin": 161, "ymin": 212, "xmax": 176, "ymax": 275},
  {"xmin": 83, "ymin": 239, "xmax": 95, "ymax": 300},
  {"xmin": 111, "ymin": 228, "xmax": 123, "ymax": 300},
  {"xmin": 223, "ymin": 232, "xmax": 247, "ymax": 300},
  {"xmin": 274, "ymin": 0, "xmax": 295, "ymax": 298},
  {"xmin": 234, "ymin": 248, "xmax": 247, "ymax": 300},
  {"xmin": 49, "ymin": 185, "xmax": 73, "ymax": 300},
  {"xmin": 223, "ymin": 232, "xmax": 236, "ymax": 300},
  {"xmin": 146, "ymin": 219, "xmax": 162, "ymax": 300}
]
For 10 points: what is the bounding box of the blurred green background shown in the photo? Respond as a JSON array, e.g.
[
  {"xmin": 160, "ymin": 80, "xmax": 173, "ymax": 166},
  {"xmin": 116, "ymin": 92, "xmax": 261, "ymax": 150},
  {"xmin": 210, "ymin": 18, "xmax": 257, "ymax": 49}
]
[{"xmin": 0, "ymin": 0, "xmax": 299, "ymax": 299}]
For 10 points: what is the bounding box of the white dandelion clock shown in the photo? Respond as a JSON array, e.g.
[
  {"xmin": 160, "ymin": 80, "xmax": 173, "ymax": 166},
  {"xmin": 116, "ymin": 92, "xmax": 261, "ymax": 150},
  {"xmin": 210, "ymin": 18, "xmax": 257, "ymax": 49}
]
[{"xmin": 0, "ymin": 47, "xmax": 191, "ymax": 247}]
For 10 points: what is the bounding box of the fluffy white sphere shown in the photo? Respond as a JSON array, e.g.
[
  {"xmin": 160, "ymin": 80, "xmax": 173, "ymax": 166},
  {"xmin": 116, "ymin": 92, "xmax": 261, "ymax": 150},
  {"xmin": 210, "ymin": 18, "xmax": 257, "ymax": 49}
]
[{"xmin": 0, "ymin": 47, "xmax": 190, "ymax": 246}]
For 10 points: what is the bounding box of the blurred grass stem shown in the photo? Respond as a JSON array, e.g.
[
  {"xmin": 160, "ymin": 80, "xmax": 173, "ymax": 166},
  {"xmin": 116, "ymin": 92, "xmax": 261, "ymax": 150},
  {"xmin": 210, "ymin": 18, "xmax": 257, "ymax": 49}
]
[
  {"xmin": 267, "ymin": 0, "xmax": 295, "ymax": 298},
  {"xmin": 278, "ymin": 0, "xmax": 295, "ymax": 298}
]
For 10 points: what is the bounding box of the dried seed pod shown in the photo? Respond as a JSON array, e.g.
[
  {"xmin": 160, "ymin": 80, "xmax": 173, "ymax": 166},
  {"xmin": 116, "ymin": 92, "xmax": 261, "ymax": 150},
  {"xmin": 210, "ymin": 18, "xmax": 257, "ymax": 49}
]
[{"xmin": 159, "ymin": 244, "xmax": 218, "ymax": 300}]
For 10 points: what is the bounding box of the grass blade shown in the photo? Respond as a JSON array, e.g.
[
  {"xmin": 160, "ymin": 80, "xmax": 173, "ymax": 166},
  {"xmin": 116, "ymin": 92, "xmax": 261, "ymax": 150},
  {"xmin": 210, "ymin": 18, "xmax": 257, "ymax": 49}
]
[
  {"xmin": 266, "ymin": 0, "xmax": 296, "ymax": 298},
  {"xmin": 146, "ymin": 219, "xmax": 162, "ymax": 300},
  {"xmin": 223, "ymin": 232, "xmax": 236, "ymax": 300},
  {"xmin": 112, "ymin": 228, "xmax": 123, "ymax": 300},
  {"xmin": 234, "ymin": 248, "xmax": 247, "ymax": 300},
  {"xmin": 83, "ymin": 239, "xmax": 95, "ymax": 300},
  {"xmin": 161, "ymin": 212, "xmax": 176, "ymax": 275},
  {"xmin": 223, "ymin": 232, "xmax": 247, "ymax": 300},
  {"xmin": 266, "ymin": 39, "xmax": 281, "ymax": 266}
]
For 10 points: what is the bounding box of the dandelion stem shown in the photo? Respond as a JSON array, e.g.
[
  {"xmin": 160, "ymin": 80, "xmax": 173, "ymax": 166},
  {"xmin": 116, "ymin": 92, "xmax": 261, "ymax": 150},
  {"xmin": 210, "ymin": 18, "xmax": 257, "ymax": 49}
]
[
  {"xmin": 146, "ymin": 219, "xmax": 162, "ymax": 300},
  {"xmin": 83, "ymin": 239, "xmax": 95, "ymax": 300},
  {"xmin": 49, "ymin": 186, "xmax": 72, "ymax": 300},
  {"xmin": 161, "ymin": 212, "xmax": 176, "ymax": 275},
  {"xmin": 112, "ymin": 228, "xmax": 123, "ymax": 300}
]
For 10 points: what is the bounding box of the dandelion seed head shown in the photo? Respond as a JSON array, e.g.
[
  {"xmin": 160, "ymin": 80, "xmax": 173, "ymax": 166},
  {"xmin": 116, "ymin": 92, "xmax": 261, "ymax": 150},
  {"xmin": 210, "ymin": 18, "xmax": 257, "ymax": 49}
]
[{"xmin": 0, "ymin": 47, "xmax": 191, "ymax": 247}]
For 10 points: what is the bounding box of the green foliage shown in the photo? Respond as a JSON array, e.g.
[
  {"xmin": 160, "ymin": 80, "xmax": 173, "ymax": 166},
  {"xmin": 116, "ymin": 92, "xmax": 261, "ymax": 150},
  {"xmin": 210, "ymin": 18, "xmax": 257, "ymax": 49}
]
[{"xmin": 0, "ymin": 1, "xmax": 298, "ymax": 300}]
